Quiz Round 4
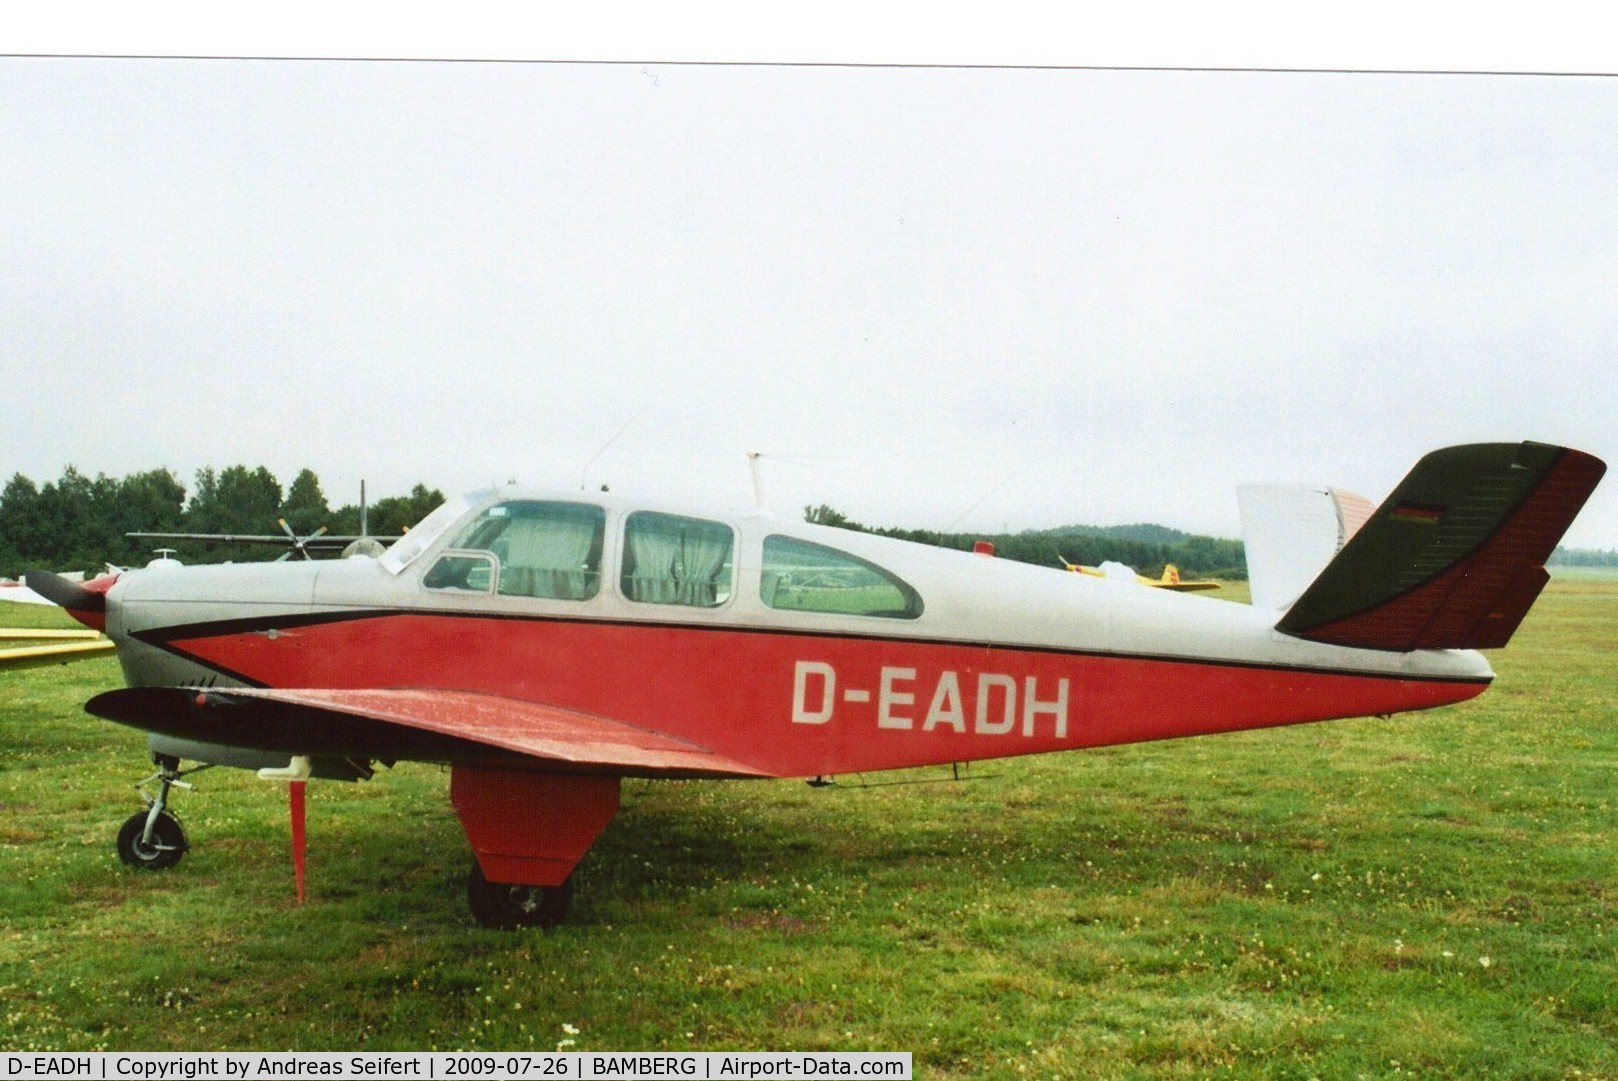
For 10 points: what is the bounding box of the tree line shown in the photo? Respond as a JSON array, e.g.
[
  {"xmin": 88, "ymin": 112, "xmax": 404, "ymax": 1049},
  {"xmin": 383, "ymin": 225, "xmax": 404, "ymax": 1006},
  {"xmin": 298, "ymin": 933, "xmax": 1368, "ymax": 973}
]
[
  {"xmin": 1550, "ymin": 545, "xmax": 1618, "ymax": 567},
  {"xmin": 803, "ymin": 505, "xmax": 1249, "ymax": 579},
  {"xmin": 7, "ymin": 465, "xmax": 1606, "ymax": 581},
  {"xmin": 4, "ymin": 466, "xmax": 1245, "ymax": 580},
  {"xmin": 801, "ymin": 504, "xmax": 1617, "ymax": 575},
  {"xmin": 0, "ymin": 466, "xmax": 444, "ymax": 576}
]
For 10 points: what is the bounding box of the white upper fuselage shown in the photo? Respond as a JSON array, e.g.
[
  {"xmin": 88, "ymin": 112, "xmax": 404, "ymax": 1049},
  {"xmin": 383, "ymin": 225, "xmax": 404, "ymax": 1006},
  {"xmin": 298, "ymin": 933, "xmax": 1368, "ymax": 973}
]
[{"xmin": 104, "ymin": 485, "xmax": 1494, "ymax": 689}]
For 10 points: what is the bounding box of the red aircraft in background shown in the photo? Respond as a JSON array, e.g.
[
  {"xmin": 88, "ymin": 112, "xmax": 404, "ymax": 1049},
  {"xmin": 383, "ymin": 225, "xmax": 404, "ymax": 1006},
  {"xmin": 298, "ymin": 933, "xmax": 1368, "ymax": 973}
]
[{"xmin": 21, "ymin": 440, "xmax": 1604, "ymax": 928}]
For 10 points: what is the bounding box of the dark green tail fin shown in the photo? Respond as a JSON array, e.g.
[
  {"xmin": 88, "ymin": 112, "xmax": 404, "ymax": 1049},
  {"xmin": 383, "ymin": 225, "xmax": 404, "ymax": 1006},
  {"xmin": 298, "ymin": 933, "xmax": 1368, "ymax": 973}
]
[{"xmin": 1276, "ymin": 442, "xmax": 1605, "ymax": 652}]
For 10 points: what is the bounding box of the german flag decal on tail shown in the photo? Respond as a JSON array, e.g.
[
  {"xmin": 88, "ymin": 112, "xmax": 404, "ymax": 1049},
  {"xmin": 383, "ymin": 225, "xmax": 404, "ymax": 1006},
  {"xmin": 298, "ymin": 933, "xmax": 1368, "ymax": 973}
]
[
  {"xmin": 1276, "ymin": 442, "xmax": 1606, "ymax": 652},
  {"xmin": 1388, "ymin": 502, "xmax": 1446, "ymax": 526}
]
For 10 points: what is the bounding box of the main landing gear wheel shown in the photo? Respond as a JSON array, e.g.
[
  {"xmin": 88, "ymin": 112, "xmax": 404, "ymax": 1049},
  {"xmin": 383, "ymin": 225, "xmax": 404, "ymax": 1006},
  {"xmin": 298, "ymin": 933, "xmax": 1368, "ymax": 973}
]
[
  {"xmin": 467, "ymin": 863, "xmax": 574, "ymax": 930},
  {"xmin": 116, "ymin": 809, "xmax": 188, "ymax": 870}
]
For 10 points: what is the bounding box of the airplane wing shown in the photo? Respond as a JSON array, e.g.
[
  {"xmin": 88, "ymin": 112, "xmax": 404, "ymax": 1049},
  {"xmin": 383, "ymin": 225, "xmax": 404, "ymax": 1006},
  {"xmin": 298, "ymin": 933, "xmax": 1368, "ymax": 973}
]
[
  {"xmin": 1063, "ymin": 560, "xmax": 1220, "ymax": 591},
  {"xmin": 1, "ymin": 581, "xmax": 57, "ymax": 605},
  {"xmin": 85, "ymin": 686, "xmax": 774, "ymax": 779},
  {"xmin": 126, "ymin": 532, "xmax": 392, "ymax": 548},
  {"xmin": 0, "ymin": 637, "xmax": 116, "ymax": 671},
  {"xmin": 1153, "ymin": 580, "xmax": 1221, "ymax": 592}
]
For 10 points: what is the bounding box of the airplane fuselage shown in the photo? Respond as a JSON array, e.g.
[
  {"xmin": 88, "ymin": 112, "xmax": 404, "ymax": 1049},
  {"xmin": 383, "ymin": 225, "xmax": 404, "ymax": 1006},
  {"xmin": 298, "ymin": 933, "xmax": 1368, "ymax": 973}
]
[
  {"xmin": 39, "ymin": 439, "xmax": 1598, "ymax": 926},
  {"xmin": 99, "ymin": 488, "xmax": 1492, "ymax": 779}
]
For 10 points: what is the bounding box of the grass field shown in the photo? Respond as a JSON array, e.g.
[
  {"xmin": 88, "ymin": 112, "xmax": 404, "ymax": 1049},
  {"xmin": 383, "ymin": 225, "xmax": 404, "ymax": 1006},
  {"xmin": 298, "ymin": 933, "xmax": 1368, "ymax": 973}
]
[{"xmin": 2, "ymin": 582, "xmax": 1614, "ymax": 1078}]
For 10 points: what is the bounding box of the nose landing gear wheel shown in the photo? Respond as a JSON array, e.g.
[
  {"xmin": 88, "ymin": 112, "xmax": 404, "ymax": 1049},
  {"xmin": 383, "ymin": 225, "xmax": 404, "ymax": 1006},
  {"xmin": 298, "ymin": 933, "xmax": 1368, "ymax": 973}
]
[
  {"xmin": 467, "ymin": 863, "xmax": 574, "ymax": 929},
  {"xmin": 116, "ymin": 809, "xmax": 188, "ymax": 870}
]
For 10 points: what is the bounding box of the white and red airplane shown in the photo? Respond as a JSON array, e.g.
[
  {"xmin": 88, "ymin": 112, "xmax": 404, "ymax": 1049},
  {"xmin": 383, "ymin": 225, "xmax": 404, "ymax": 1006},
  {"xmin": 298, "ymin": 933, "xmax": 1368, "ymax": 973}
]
[{"xmin": 22, "ymin": 441, "xmax": 1604, "ymax": 928}]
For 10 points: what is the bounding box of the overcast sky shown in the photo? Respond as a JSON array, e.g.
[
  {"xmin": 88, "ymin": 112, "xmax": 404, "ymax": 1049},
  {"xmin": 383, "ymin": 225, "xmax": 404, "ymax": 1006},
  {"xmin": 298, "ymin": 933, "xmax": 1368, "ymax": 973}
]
[{"xmin": 3, "ymin": 57, "xmax": 1614, "ymax": 547}]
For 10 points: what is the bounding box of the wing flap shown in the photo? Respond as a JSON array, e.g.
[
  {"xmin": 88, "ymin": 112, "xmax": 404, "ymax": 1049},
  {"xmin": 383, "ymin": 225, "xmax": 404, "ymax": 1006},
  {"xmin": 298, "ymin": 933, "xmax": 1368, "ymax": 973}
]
[{"xmin": 87, "ymin": 686, "xmax": 773, "ymax": 778}]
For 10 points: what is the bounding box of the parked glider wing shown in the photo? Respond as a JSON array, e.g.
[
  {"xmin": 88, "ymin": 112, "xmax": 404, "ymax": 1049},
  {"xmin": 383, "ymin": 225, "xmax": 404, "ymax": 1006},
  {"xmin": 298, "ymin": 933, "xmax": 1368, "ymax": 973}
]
[
  {"xmin": 86, "ymin": 686, "xmax": 774, "ymax": 779},
  {"xmin": 1276, "ymin": 442, "xmax": 1605, "ymax": 651}
]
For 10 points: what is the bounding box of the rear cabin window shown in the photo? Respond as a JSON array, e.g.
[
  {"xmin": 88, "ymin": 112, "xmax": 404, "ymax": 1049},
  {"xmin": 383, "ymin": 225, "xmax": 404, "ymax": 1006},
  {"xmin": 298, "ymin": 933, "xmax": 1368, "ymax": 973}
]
[
  {"xmin": 620, "ymin": 511, "xmax": 734, "ymax": 607},
  {"xmin": 760, "ymin": 535, "xmax": 923, "ymax": 619},
  {"xmin": 423, "ymin": 500, "xmax": 605, "ymax": 600}
]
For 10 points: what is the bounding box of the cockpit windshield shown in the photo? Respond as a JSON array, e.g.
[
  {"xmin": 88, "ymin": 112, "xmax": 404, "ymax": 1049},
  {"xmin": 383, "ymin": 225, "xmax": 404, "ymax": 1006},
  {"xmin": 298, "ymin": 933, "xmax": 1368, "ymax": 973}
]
[{"xmin": 379, "ymin": 491, "xmax": 487, "ymax": 574}]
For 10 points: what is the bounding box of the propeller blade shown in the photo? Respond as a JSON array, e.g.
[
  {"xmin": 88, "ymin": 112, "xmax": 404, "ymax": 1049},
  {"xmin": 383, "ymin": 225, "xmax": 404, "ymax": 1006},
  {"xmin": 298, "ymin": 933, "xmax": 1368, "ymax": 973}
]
[
  {"xmin": 277, "ymin": 519, "xmax": 309, "ymax": 560},
  {"xmin": 22, "ymin": 570, "xmax": 107, "ymax": 613},
  {"xmin": 276, "ymin": 519, "xmax": 329, "ymax": 561}
]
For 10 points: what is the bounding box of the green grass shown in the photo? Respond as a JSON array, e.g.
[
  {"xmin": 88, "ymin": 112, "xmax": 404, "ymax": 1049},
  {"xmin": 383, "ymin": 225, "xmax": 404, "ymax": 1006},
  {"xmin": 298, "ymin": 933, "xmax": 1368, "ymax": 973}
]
[
  {"xmin": 1, "ymin": 601, "xmax": 94, "ymax": 633},
  {"xmin": 1550, "ymin": 565, "xmax": 1618, "ymax": 582},
  {"xmin": 2, "ymin": 585, "xmax": 1615, "ymax": 1077}
]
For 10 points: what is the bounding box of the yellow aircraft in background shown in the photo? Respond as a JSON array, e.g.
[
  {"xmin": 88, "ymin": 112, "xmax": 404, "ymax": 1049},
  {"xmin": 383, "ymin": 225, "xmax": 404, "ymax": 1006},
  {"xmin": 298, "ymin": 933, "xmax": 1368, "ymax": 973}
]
[
  {"xmin": 1062, "ymin": 559, "xmax": 1222, "ymax": 592},
  {"xmin": 0, "ymin": 626, "xmax": 116, "ymax": 669},
  {"xmin": 2, "ymin": 577, "xmax": 117, "ymax": 669}
]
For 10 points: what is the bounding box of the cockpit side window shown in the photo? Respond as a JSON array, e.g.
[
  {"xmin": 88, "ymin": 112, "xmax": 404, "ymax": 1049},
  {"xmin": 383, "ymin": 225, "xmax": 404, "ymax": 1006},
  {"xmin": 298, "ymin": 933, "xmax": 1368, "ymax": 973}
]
[
  {"xmin": 621, "ymin": 511, "xmax": 734, "ymax": 607},
  {"xmin": 760, "ymin": 535, "xmax": 923, "ymax": 619},
  {"xmin": 423, "ymin": 500, "xmax": 605, "ymax": 601},
  {"xmin": 380, "ymin": 494, "xmax": 479, "ymax": 574}
]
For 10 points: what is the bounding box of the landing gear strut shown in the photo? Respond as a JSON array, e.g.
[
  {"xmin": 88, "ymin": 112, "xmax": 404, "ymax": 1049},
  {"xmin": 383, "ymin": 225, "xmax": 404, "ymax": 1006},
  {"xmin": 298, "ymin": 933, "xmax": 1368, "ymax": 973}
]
[
  {"xmin": 467, "ymin": 863, "xmax": 575, "ymax": 930},
  {"xmin": 115, "ymin": 754, "xmax": 207, "ymax": 871}
]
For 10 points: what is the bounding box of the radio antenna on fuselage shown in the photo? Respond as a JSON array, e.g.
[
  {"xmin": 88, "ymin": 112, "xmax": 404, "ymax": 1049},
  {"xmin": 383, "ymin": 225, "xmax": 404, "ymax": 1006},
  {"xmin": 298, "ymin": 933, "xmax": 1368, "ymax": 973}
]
[
  {"xmin": 746, "ymin": 453, "xmax": 855, "ymax": 514},
  {"xmin": 580, "ymin": 408, "xmax": 646, "ymax": 491},
  {"xmin": 748, "ymin": 451, "xmax": 764, "ymax": 510}
]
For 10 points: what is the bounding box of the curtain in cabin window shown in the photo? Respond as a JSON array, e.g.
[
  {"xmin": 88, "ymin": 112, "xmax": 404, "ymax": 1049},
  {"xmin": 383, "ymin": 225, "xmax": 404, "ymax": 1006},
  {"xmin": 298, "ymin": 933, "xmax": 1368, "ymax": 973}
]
[
  {"xmin": 498, "ymin": 511, "xmax": 601, "ymax": 599},
  {"xmin": 622, "ymin": 512, "xmax": 733, "ymax": 607},
  {"xmin": 438, "ymin": 501, "xmax": 602, "ymax": 600}
]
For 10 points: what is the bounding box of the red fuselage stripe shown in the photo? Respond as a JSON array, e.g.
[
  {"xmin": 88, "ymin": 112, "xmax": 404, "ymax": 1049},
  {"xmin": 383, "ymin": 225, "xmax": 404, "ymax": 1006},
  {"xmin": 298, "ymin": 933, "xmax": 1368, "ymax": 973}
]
[{"xmin": 148, "ymin": 612, "xmax": 1487, "ymax": 777}]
